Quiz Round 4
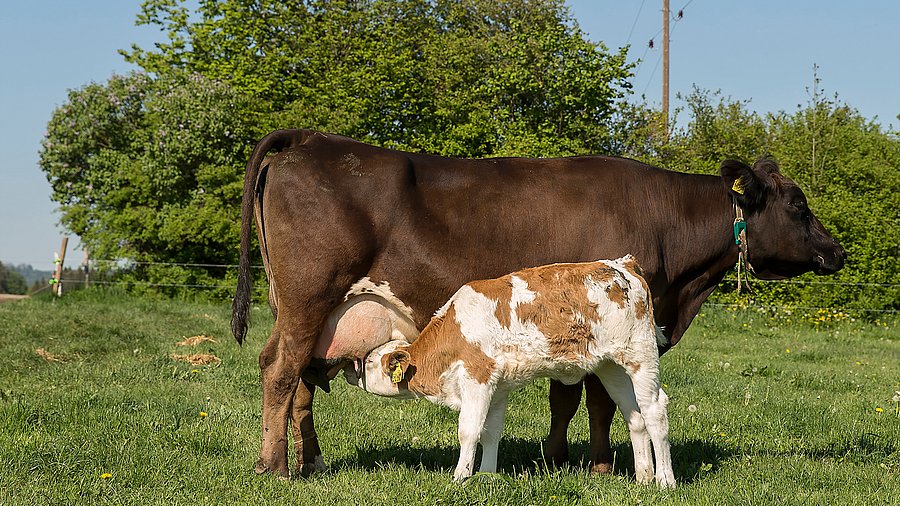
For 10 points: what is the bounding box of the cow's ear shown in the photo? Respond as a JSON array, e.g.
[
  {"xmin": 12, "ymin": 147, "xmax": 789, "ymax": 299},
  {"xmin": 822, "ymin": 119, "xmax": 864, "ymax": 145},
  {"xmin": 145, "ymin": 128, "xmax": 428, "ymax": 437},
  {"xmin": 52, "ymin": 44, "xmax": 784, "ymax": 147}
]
[
  {"xmin": 381, "ymin": 349, "xmax": 411, "ymax": 382},
  {"xmin": 720, "ymin": 159, "xmax": 767, "ymax": 209}
]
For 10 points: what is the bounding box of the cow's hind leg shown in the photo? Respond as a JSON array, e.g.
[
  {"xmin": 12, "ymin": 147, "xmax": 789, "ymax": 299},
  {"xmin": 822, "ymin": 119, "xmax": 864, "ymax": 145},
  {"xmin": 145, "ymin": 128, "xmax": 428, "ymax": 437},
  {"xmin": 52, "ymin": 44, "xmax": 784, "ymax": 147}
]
[
  {"xmin": 584, "ymin": 374, "xmax": 617, "ymax": 474},
  {"xmin": 543, "ymin": 379, "xmax": 583, "ymax": 467},
  {"xmin": 256, "ymin": 299, "xmax": 335, "ymax": 478},
  {"xmin": 255, "ymin": 323, "xmax": 311, "ymax": 478},
  {"xmin": 593, "ymin": 363, "xmax": 654, "ymax": 484},
  {"xmin": 290, "ymin": 378, "xmax": 325, "ymax": 477}
]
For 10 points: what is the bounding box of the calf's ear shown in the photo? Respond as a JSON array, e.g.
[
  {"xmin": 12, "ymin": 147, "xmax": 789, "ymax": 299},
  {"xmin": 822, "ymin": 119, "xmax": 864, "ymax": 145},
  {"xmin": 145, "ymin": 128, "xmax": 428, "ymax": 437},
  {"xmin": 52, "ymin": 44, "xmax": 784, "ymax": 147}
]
[
  {"xmin": 720, "ymin": 158, "xmax": 770, "ymax": 209},
  {"xmin": 381, "ymin": 349, "xmax": 411, "ymax": 382}
]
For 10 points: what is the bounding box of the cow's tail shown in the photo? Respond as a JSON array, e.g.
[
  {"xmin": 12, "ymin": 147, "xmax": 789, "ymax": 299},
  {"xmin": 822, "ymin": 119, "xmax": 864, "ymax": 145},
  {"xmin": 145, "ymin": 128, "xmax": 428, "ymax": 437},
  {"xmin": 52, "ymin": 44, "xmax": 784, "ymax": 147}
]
[{"xmin": 232, "ymin": 129, "xmax": 308, "ymax": 345}]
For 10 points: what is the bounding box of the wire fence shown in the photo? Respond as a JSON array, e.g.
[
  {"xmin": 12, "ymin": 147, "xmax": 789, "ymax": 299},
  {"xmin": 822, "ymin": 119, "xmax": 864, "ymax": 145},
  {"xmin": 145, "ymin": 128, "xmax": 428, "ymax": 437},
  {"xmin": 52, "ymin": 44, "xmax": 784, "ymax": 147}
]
[{"xmin": 35, "ymin": 258, "xmax": 897, "ymax": 315}]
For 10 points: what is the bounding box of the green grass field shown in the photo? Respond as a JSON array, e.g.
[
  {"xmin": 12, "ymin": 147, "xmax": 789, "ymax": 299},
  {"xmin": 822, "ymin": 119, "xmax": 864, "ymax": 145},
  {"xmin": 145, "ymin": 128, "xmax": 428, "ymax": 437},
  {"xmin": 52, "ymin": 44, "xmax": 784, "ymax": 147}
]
[{"xmin": 0, "ymin": 290, "xmax": 897, "ymax": 505}]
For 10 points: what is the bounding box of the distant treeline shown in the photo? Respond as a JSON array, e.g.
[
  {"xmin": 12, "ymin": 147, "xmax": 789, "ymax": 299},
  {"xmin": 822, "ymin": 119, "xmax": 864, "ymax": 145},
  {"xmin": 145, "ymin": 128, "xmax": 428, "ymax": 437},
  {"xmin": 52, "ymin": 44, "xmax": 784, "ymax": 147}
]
[
  {"xmin": 36, "ymin": 0, "xmax": 899, "ymax": 312},
  {"xmin": 0, "ymin": 262, "xmax": 51, "ymax": 294}
]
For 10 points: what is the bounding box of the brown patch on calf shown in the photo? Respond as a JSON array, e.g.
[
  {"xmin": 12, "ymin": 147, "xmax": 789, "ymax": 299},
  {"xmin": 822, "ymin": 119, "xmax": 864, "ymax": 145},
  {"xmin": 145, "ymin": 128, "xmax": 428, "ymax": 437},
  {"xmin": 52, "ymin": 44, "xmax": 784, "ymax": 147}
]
[
  {"xmin": 634, "ymin": 299, "xmax": 648, "ymax": 321},
  {"xmin": 405, "ymin": 306, "xmax": 496, "ymax": 396},
  {"xmin": 605, "ymin": 282, "xmax": 629, "ymax": 309},
  {"xmin": 623, "ymin": 257, "xmax": 651, "ymax": 300},
  {"xmin": 468, "ymin": 276, "xmax": 514, "ymax": 329},
  {"xmin": 512, "ymin": 263, "xmax": 611, "ymax": 361}
]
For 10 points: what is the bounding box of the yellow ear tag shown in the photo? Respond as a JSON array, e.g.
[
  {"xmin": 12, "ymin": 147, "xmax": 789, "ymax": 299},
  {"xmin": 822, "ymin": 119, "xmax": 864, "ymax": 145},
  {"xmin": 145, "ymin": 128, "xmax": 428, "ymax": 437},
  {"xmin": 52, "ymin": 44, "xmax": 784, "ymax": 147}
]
[
  {"xmin": 391, "ymin": 363, "xmax": 403, "ymax": 384},
  {"xmin": 732, "ymin": 178, "xmax": 745, "ymax": 195}
]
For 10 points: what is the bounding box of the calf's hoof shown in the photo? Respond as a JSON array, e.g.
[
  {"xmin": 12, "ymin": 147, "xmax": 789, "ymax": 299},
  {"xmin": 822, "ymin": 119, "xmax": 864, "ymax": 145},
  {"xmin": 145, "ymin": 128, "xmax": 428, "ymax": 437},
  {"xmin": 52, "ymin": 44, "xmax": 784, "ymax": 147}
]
[{"xmin": 657, "ymin": 476, "xmax": 677, "ymax": 489}]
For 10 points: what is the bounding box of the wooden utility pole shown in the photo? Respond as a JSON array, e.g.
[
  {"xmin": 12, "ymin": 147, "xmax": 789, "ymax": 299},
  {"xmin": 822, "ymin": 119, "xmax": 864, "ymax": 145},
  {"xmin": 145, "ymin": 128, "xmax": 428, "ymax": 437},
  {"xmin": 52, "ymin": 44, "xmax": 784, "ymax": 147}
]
[
  {"xmin": 54, "ymin": 237, "xmax": 68, "ymax": 297},
  {"xmin": 662, "ymin": 0, "xmax": 670, "ymax": 139}
]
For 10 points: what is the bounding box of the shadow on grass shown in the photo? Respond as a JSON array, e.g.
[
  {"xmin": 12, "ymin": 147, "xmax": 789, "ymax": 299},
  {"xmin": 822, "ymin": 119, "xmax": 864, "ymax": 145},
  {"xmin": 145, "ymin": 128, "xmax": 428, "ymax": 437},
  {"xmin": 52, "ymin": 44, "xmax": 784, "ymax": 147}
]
[
  {"xmin": 792, "ymin": 432, "xmax": 897, "ymax": 463},
  {"xmin": 330, "ymin": 437, "xmax": 734, "ymax": 484}
]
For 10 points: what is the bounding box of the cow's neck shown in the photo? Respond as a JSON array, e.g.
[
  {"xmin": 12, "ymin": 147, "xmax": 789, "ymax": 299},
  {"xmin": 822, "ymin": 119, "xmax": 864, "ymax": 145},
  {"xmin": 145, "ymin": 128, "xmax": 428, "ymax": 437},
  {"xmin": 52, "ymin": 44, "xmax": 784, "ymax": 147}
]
[{"xmin": 651, "ymin": 174, "xmax": 740, "ymax": 348}]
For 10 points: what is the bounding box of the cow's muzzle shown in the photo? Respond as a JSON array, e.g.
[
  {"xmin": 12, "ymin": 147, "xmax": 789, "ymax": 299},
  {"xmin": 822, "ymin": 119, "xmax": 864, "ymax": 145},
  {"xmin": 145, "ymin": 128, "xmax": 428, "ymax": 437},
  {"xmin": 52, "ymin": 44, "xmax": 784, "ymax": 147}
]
[{"xmin": 814, "ymin": 242, "xmax": 847, "ymax": 275}]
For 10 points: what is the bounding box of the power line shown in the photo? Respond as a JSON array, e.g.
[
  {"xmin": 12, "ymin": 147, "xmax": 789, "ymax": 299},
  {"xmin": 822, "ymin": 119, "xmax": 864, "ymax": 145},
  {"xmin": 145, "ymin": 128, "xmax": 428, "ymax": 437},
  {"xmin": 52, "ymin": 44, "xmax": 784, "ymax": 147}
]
[{"xmin": 625, "ymin": 0, "xmax": 647, "ymax": 46}]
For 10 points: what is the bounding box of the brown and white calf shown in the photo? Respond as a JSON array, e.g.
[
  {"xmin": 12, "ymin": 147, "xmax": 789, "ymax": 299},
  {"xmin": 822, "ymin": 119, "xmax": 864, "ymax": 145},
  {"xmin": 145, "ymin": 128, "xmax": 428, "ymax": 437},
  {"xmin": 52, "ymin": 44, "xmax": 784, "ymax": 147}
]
[{"xmin": 347, "ymin": 256, "xmax": 676, "ymax": 487}]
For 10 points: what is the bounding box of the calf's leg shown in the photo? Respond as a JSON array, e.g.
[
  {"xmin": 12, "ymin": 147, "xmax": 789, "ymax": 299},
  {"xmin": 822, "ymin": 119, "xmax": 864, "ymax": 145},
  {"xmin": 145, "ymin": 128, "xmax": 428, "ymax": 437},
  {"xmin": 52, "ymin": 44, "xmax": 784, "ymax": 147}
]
[
  {"xmin": 478, "ymin": 391, "xmax": 510, "ymax": 474},
  {"xmin": 454, "ymin": 384, "xmax": 494, "ymax": 481},
  {"xmin": 629, "ymin": 374, "xmax": 675, "ymax": 488},
  {"xmin": 594, "ymin": 363, "xmax": 654, "ymax": 484},
  {"xmin": 544, "ymin": 379, "xmax": 582, "ymax": 467}
]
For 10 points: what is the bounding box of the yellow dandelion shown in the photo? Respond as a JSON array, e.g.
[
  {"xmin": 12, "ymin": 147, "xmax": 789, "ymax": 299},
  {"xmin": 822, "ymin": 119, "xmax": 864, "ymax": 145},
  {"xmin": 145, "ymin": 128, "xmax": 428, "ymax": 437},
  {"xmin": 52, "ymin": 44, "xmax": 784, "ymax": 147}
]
[
  {"xmin": 785, "ymin": 348, "xmax": 791, "ymax": 353},
  {"xmin": 875, "ymin": 407, "xmax": 884, "ymax": 413},
  {"xmin": 200, "ymin": 411, "xmax": 208, "ymax": 418},
  {"xmin": 101, "ymin": 473, "xmax": 112, "ymax": 479}
]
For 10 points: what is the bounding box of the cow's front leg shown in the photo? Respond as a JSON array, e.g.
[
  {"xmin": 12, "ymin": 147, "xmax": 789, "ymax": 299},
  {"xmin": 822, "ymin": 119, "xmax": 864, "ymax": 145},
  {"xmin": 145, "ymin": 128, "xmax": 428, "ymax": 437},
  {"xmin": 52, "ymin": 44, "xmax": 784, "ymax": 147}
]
[
  {"xmin": 543, "ymin": 379, "xmax": 583, "ymax": 467},
  {"xmin": 584, "ymin": 374, "xmax": 617, "ymax": 474},
  {"xmin": 290, "ymin": 378, "xmax": 326, "ymax": 477}
]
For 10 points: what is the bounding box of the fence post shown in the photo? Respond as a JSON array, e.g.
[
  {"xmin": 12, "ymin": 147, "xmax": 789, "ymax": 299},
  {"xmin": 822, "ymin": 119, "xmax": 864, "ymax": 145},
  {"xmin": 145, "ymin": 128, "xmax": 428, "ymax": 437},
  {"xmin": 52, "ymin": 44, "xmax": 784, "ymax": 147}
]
[
  {"xmin": 54, "ymin": 237, "xmax": 68, "ymax": 297},
  {"xmin": 83, "ymin": 249, "xmax": 90, "ymax": 289}
]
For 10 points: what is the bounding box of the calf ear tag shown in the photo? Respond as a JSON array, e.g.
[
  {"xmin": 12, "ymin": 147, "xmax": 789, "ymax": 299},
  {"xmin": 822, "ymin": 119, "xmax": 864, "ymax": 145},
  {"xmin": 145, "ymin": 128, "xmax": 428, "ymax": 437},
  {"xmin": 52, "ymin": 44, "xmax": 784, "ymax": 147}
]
[
  {"xmin": 391, "ymin": 363, "xmax": 404, "ymax": 384},
  {"xmin": 731, "ymin": 178, "xmax": 745, "ymax": 195}
]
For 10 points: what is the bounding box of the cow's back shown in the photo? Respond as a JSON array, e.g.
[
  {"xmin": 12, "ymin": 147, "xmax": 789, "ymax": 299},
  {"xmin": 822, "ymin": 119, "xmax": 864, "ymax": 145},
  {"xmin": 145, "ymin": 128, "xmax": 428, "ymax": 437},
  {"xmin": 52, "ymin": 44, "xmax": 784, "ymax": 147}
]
[{"xmin": 258, "ymin": 131, "xmax": 721, "ymax": 334}]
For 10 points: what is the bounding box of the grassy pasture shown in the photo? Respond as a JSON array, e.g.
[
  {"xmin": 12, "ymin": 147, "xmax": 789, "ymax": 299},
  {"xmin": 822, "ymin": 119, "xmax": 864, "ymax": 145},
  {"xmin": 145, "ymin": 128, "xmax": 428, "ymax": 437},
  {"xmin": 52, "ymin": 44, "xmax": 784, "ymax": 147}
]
[{"xmin": 0, "ymin": 290, "xmax": 897, "ymax": 505}]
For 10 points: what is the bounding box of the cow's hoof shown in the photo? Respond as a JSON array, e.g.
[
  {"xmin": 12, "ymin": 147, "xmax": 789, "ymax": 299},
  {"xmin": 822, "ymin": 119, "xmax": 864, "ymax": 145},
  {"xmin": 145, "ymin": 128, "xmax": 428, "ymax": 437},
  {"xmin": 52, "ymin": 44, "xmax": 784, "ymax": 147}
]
[
  {"xmin": 540, "ymin": 441, "xmax": 569, "ymax": 469},
  {"xmin": 294, "ymin": 455, "xmax": 328, "ymax": 478},
  {"xmin": 254, "ymin": 458, "xmax": 290, "ymax": 479},
  {"xmin": 590, "ymin": 462, "xmax": 613, "ymax": 475}
]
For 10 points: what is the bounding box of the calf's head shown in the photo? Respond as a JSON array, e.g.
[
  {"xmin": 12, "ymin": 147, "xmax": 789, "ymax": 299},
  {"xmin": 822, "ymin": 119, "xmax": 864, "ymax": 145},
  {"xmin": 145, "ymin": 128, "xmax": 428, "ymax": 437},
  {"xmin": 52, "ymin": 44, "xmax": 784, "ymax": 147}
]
[
  {"xmin": 721, "ymin": 158, "xmax": 846, "ymax": 279},
  {"xmin": 345, "ymin": 340, "xmax": 415, "ymax": 399}
]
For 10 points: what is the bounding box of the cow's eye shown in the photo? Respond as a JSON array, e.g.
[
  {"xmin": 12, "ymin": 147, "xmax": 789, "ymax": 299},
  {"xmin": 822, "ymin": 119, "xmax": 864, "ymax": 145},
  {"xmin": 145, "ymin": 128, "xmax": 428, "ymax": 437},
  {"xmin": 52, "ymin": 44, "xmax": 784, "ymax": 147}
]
[{"xmin": 789, "ymin": 201, "xmax": 810, "ymax": 218}]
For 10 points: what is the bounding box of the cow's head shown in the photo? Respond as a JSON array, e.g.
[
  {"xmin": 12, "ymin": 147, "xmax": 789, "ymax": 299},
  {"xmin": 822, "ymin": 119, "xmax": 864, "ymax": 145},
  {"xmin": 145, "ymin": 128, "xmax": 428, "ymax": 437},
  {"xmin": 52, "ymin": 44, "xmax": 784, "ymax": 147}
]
[
  {"xmin": 344, "ymin": 340, "xmax": 416, "ymax": 399},
  {"xmin": 721, "ymin": 158, "xmax": 846, "ymax": 279}
]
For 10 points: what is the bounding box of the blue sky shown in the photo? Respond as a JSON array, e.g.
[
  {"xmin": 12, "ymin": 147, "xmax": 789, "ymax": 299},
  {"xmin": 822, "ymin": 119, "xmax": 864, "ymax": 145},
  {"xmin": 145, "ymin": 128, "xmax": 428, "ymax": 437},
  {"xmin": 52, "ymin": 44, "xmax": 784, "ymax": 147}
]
[{"xmin": 2, "ymin": 1, "xmax": 898, "ymax": 270}]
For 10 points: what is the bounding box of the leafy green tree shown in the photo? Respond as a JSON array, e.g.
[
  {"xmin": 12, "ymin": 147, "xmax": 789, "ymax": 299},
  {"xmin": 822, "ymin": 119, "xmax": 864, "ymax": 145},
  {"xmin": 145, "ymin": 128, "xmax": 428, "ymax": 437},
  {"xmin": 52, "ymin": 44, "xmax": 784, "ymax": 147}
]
[
  {"xmin": 40, "ymin": 72, "xmax": 259, "ymax": 269},
  {"xmin": 124, "ymin": 0, "xmax": 633, "ymax": 157}
]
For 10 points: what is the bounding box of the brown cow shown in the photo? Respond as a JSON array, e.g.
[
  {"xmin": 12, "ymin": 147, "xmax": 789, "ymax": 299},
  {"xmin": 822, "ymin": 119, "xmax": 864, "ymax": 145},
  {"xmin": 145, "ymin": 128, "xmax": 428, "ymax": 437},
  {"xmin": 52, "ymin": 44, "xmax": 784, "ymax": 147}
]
[{"xmin": 232, "ymin": 129, "xmax": 845, "ymax": 478}]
